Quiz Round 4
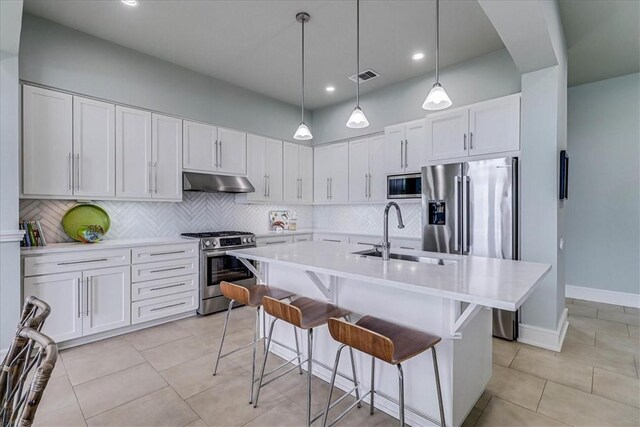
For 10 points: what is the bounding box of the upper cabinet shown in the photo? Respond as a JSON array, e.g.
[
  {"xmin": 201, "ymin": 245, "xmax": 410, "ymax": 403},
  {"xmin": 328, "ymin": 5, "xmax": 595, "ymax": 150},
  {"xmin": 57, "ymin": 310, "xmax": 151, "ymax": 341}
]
[
  {"xmin": 384, "ymin": 119, "xmax": 427, "ymax": 174},
  {"xmin": 115, "ymin": 109, "xmax": 181, "ymax": 201},
  {"xmin": 182, "ymin": 121, "xmax": 246, "ymax": 175},
  {"xmin": 314, "ymin": 142, "xmax": 348, "ymax": 203},
  {"xmin": 283, "ymin": 142, "xmax": 313, "ymax": 203},
  {"xmin": 426, "ymin": 93, "xmax": 521, "ymax": 162},
  {"xmin": 349, "ymin": 134, "xmax": 386, "ymax": 203},
  {"xmin": 22, "ymin": 85, "xmax": 74, "ymax": 197},
  {"xmin": 246, "ymin": 134, "xmax": 283, "ymax": 202}
]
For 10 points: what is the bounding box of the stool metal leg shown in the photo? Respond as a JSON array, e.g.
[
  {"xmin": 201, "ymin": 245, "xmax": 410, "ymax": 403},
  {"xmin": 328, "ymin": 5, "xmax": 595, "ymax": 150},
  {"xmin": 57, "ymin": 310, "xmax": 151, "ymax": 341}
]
[
  {"xmin": 397, "ymin": 364, "xmax": 405, "ymax": 427},
  {"xmin": 432, "ymin": 347, "xmax": 446, "ymax": 427},
  {"xmin": 306, "ymin": 328, "xmax": 314, "ymax": 427},
  {"xmin": 213, "ymin": 299, "xmax": 235, "ymax": 375},
  {"xmin": 293, "ymin": 326, "xmax": 303, "ymax": 375},
  {"xmin": 321, "ymin": 344, "xmax": 346, "ymax": 427},
  {"xmin": 253, "ymin": 317, "xmax": 277, "ymax": 408},
  {"xmin": 370, "ymin": 356, "xmax": 375, "ymax": 415},
  {"xmin": 347, "ymin": 347, "xmax": 361, "ymax": 408},
  {"xmin": 249, "ymin": 306, "xmax": 260, "ymax": 404}
]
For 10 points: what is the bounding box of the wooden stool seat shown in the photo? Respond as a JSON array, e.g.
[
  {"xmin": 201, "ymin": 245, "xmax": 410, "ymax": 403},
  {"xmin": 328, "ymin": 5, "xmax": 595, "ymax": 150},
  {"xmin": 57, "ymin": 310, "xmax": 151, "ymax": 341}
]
[
  {"xmin": 263, "ymin": 296, "xmax": 351, "ymax": 329},
  {"xmin": 220, "ymin": 281, "xmax": 294, "ymax": 307}
]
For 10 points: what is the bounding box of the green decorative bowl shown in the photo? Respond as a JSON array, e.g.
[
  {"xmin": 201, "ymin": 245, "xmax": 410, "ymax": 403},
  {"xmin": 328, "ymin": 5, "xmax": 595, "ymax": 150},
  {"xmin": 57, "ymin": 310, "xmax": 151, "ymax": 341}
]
[{"xmin": 62, "ymin": 204, "xmax": 111, "ymax": 243}]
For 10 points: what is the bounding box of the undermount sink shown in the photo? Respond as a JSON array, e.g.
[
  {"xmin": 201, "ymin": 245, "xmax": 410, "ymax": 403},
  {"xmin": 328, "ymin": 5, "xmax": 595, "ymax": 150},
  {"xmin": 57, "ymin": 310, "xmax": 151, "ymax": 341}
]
[{"xmin": 352, "ymin": 249, "xmax": 457, "ymax": 265}]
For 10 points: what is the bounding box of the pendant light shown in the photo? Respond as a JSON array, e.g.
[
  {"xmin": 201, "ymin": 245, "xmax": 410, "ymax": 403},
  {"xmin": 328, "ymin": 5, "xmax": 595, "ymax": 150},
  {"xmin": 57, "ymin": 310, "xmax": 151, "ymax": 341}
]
[
  {"xmin": 294, "ymin": 12, "xmax": 313, "ymax": 140},
  {"xmin": 422, "ymin": 0, "xmax": 452, "ymax": 111},
  {"xmin": 346, "ymin": 0, "xmax": 369, "ymax": 128}
]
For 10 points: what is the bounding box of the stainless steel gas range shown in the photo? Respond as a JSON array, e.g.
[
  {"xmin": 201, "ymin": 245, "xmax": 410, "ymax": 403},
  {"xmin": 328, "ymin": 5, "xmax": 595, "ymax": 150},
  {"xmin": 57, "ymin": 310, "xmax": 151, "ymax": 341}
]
[{"xmin": 180, "ymin": 231, "xmax": 257, "ymax": 315}]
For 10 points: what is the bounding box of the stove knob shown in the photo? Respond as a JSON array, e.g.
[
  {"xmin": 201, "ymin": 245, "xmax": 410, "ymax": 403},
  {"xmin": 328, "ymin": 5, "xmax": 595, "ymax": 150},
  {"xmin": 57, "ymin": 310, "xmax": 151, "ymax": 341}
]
[
  {"xmin": 251, "ymin": 237, "xmax": 255, "ymax": 242},
  {"xmin": 211, "ymin": 240, "xmax": 218, "ymax": 247},
  {"xmin": 203, "ymin": 241, "xmax": 211, "ymax": 247},
  {"xmin": 242, "ymin": 237, "xmax": 248, "ymax": 243}
]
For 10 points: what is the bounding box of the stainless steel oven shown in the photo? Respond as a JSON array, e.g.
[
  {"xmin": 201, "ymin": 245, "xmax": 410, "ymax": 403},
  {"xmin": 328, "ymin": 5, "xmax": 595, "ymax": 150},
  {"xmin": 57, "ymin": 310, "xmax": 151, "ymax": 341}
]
[{"xmin": 181, "ymin": 231, "xmax": 257, "ymax": 315}]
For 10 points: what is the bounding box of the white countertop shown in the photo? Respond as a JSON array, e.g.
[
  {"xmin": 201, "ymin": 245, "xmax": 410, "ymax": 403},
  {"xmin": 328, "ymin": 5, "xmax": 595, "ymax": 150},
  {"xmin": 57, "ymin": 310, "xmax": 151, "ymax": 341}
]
[
  {"xmin": 228, "ymin": 241, "xmax": 551, "ymax": 311},
  {"xmin": 20, "ymin": 237, "xmax": 196, "ymax": 255}
]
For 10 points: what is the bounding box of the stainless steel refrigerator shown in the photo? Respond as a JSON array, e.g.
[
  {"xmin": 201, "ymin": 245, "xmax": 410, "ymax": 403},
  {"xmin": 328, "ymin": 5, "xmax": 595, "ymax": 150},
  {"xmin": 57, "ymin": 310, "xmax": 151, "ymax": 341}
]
[{"xmin": 421, "ymin": 157, "xmax": 519, "ymax": 340}]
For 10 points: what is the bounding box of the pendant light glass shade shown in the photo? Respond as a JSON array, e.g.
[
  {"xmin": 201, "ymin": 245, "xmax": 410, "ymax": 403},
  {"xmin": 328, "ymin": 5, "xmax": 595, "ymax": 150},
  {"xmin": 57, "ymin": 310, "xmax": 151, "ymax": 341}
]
[
  {"xmin": 422, "ymin": 83, "xmax": 452, "ymax": 110},
  {"xmin": 422, "ymin": 0, "xmax": 452, "ymax": 111},
  {"xmin": 293, "ymin": 122, "xmax": 313, "ymax": 140},
  {"xmin": 346, "ymin": 106, "xmax": 369, "ymax": 128}
]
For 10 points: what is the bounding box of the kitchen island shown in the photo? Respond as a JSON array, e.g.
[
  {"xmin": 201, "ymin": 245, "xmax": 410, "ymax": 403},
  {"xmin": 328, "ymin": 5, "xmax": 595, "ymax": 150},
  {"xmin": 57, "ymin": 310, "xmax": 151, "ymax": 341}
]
[{"xmin": 228, "ymin": 242, "xmax": 551, "ymax": 427}]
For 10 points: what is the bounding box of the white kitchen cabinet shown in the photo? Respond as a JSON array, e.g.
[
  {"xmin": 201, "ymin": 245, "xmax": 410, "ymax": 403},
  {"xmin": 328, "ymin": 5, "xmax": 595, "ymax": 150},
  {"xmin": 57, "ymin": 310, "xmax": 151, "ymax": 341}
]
[
  {"xmin": 348, "ymin": 134, "xmax": 387, "ymax": 203},
  {"xmin": 426, "ymin": 109, "xmax": 469, "ymax": 161},
  {"xmin": 256, "ymin": 235, "xmax": 294, "ymax": 246},
  {"xmin": 183, "ymin": 120, "xmax": 217, "ymax": 172},
  {"xmin": 468, "ymin": 94, "xmax": 520, "ymax": 155},
  {"xmin": 314, "ymin": 142, "xmax": 348, "ymax": 203},
  {"xmin": 425, "ymin": 94, "xmax": 521, "ymax": 162},
  {"xmin": 152, "ymin": 114, "xmax": 182, "ymax": 200},
  {"xmin": 293, "ymin": 234, "xmax": 313, "ymax": 242},
  {"xmin": 82, "ymin": 266, "xmax": 131, "ymax": 335},
  {"xmin": 24, "ymin": 272, "xmax": 83, "ymax": 342},
  {"xmin": 116, "ymin": 106, "xmax": 152, "ymax": 198},
  {"xmin": 283, "ymin": 142, "xmax": 313, "ymax": 203},
  {"xmin": 217, "ymin": 127, "xmax": 247, "ymax": 175},
  {"xmin": 390, "ymin": 238, "xmax": 422, "ymax": 251},
  {"xmin": 73, "ymin": 96, "xmax": 116, "ymax": 198},
  {"xmin": 132, "ymin": 291, "xmax": 198, "ymax": 325},
  {"xmin": 22, "ymin": 85, "xmax": 74, "ymax": 197},
  {"xmin": 246, "ymin": 134, "xmax": 283, "ymax": 201},
  {"xmin": 384, "ymin": 119, "xmax": 427, "ymax": 174}
]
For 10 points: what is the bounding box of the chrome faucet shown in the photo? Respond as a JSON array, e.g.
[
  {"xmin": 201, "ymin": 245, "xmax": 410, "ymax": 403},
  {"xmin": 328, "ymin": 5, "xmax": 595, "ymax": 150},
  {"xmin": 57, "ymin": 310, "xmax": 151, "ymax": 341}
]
[{"xmin": 380, "ymin": 202, "xmax": 405, "ymax": 261}]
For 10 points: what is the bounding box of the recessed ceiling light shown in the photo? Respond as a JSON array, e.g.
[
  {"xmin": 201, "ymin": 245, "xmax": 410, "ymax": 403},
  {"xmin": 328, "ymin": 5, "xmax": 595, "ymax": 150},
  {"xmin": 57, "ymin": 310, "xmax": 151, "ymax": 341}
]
[
  {"xmin": 412, "ymin": 52, "xmax": 425, "ymax": 61},
  {"xmin": 325, "ymin": 86, "xmax": 335, "ymax": 93},
  {"xmin": 121, "ymin": 0, "xmax": 138, "ymax": 7}
]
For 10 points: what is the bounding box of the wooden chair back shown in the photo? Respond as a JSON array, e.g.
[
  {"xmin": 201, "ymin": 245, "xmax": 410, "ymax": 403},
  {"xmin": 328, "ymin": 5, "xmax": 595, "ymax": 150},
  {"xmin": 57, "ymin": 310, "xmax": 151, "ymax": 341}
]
[
  {"xmin": 220, "ymin": 281, "xmax": 251, "ymax": 306},
  {"xmin": 262, "ymin": 296, "xmax": 303, "ymax": 328},
  {"xmin": 327, "ymin": 317, "xmax": 395, "ymax": 364}
]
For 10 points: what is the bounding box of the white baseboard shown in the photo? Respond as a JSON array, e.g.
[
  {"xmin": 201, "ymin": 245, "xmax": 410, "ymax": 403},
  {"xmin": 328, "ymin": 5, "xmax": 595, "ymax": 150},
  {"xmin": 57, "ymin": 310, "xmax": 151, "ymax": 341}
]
[
  {"xmin": 566, "ymin": 285, "xmax": 640, "ymax": 309},
  {"xmin": 518, "ymin": 308, "xmax": 568, "ymax": 352}
]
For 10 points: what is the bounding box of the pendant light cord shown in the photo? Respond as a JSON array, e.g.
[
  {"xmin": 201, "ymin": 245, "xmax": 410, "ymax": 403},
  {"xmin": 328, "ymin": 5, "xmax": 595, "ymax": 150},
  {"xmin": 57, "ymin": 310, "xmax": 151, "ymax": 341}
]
[
  {"xmin": 435, "ymin": 0, "xmax": 439, "ymax": 84},
  {"xmin": 356, "ymin": 0, "xmax": 360, "ymax": 107},
  {"xmin": 301, "ymin": 17, "xmax": 305, "ymax": 123}
]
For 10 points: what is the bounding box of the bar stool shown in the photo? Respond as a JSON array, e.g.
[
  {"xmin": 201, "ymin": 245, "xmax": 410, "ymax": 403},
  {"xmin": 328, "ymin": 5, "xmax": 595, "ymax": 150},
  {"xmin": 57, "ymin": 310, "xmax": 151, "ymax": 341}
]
[
  {"xmin": 213, "ymin": 281, "xmax": 302, "ymax": 404},
  {"xmin": 322, "ymin": 315, "xmax": 445, "ymax": 427},
  {"xmin": 254, "ymin": 296, "xmax": 361, "ymax": 427}
]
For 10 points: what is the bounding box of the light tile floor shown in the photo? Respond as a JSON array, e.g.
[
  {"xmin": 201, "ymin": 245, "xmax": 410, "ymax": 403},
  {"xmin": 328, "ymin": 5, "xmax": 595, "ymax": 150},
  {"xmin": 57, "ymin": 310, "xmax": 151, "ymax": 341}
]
[{"xmin": 32, "ymin": 299, "xmax": 639, "ymax": 426}]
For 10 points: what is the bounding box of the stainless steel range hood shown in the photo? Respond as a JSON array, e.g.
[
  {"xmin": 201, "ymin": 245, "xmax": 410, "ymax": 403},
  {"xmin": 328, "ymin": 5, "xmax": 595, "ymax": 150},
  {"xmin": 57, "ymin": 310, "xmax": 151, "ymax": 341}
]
[{"xmin": 183, "ymin": 172, "xmax": 255, "ymax": 193}]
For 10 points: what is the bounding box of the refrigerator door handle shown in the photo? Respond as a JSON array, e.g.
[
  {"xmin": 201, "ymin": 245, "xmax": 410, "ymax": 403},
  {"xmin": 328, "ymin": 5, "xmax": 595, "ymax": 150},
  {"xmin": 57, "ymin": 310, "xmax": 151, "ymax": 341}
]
[
  {"xmin": 464, "ymin": 176, "xmax": 471, "ymax": 254},
  {"xmin": 454, "ymin": 176, "xmax": 462, "ymax": 253}
]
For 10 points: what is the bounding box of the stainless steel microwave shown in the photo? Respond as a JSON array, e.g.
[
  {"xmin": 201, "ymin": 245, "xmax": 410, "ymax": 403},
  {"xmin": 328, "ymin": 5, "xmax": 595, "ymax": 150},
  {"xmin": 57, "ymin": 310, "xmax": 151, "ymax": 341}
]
[{"xmin": 387, "ymin": 173, "xmax": 422, "ymax": 199}]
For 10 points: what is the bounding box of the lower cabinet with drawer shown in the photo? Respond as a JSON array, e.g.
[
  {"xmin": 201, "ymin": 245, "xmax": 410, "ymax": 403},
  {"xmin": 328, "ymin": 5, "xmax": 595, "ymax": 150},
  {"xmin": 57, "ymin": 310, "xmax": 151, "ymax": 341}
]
[
  {"xmin": 132, "ymin": 291, "xmax": 198, "ymax": 324},
  {"xmin": 256, "ymin": 235, "xmax": 294, "ymax": 246},
  {"xmin": 314, "ymin": 233, "xmax": 349, "ymax": 243}
]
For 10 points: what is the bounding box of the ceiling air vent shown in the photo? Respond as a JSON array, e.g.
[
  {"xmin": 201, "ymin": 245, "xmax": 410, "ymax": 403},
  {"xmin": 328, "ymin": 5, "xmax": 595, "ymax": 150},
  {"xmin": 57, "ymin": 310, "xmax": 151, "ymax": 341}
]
[{"xmin": 348, "ymin": 69, "xmax": 379, "ymax": 84}]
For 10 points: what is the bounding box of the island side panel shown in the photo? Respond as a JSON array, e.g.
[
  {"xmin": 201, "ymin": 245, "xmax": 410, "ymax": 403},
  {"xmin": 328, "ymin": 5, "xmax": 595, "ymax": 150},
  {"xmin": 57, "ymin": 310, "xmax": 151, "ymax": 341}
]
[{"xmin": 261, "ymin": 261, "xmax": 491, "ymax": 427}]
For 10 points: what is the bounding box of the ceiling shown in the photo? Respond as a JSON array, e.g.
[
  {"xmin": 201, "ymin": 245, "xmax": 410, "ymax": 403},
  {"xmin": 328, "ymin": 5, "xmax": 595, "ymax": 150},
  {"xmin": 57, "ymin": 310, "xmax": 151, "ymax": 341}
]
[
  {"xmin": 23, "ymin": 0, "xmax": 505, "ymax": 110},
  {"xmin": 559, "ymin": 0, "xmax": 640, "ymax": 87}
]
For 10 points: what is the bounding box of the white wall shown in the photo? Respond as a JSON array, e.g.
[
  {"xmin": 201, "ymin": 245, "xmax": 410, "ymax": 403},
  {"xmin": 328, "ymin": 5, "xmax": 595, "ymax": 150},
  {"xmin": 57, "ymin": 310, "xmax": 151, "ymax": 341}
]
[
  {"xmin": 311, "ymin": 49, "xmax": 521, "ymax": 144},
  {"xmin": 565, "ymin": 73, "xmax": 640, "ymax": 295},
  {"xmin": 19, "ymin": 13, "xmax": 306, "ymax": 143},
  {"xmin": 0, "ymin": 0, "xmax": 23, "ymax": 352}
]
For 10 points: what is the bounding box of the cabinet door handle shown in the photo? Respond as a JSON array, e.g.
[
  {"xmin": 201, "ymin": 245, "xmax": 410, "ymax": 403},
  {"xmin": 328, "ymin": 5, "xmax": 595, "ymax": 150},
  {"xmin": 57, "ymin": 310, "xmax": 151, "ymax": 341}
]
[
  {"xmin": 368, "ymin": 174, "xmax": 372, "ymax": 198},
  {"xmin": 404, "ymin": 139, "xmax": 408, "ymax": 168},
  {"xmin": 400, "ymin": 246, "xmax": 414, "ymax": 250},
  {"xmin": 77, "ymin": 278, "xmax": 81, "ymax": 318},
  {"xmin": 85, "ymin": 276, "xmax": 90, "ymax": 316},
  {"xmin": 68, "ymin": 153, "xmax": 73, "ymax": 191},
  {"xmin": 323, "ymin": 239, "xmax": 341, "ymax": 243},
  {"xmin": 326, "ymin": 178, "xmax": 330, "ymax": 200},
  {"xmin": 150, "ymin": 302, "xmax": 186, "ymax": 312},
  {"xmin": 469, "ymin": 132, "xmax": 474, "ymax": 150},
  {"xmin": 153, "ymin": 162, "xmax": 158, "ymax": 194},
  {"xmin": 218, "ymin": 140, "xmax": 223, "ymax": 168},
  {"xmin": 149, "ymin": 266, "xmax": 186, "ymax": 274},
  {"xmin": 364, "ymin": 173, "xmax": 368, "ymax": 198},
  {"xmin": 265, "ymin": 240, "xmax": 288, "ymax": 245},
  {"xmin": 59, "ymin": 258, "xmax": 108, "ymax": 265},
  {"xmin": 149, "ymin": 250, "xmax": 186, "ymax": 257},
  {"xmin": 297, "ymin": 178, "xmax": 301, "ymax": 199},
  {"xmin": 264, "ymin": 175, "xmax": 267, "ymax": 198},
  {"xmin": 400, "ymin": 140, "xmax": 404, "ymax": 169},
  {"xmin": 75, "ymin": 153, "xmax": 81, "ymax": 191},
  {"xmin": 266, "ymin": 175, "xmax": 270, "ymax": 198},
  {"xmin": 148, "ymin": 161, "xmax": 153, "ymax": 194},
  {"xmin": 150, "ymin": 282, "xmax": 185, "ymax": 292},
  {"xmin": 463, "ymin": 134, "xmax": 467, "ymax": 150},
  {"xmin": 213, "ymin": 140, "xmax": 218, "ymax": 168}
]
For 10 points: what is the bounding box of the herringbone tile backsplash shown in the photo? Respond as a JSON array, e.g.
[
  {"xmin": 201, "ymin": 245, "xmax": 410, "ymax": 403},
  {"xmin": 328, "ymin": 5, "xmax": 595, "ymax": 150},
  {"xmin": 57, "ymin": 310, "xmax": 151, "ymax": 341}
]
[
  {"xmin": 20, "ymin": 195, "xmax": 421, "ymax": 243},
  {"xmin": 19, "ymin": 193, "xmax": 313, "ymax": 243}
]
